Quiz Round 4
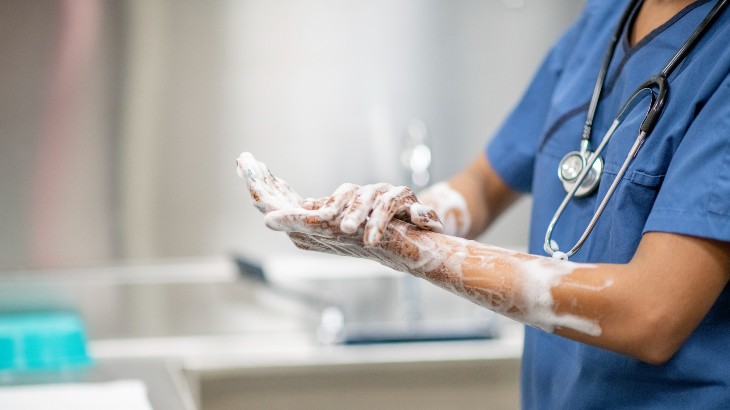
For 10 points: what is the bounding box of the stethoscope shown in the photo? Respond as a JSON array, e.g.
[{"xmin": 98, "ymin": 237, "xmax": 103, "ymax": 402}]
[{"xmin": 545, "ymin": 0, "xmax": 728, "ymax": 260}]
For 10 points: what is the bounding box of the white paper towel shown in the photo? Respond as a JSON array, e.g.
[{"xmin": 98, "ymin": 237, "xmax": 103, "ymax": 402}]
[{"xmin": 0, "ymin": 379, "xmax": 153, "ymax": 410}]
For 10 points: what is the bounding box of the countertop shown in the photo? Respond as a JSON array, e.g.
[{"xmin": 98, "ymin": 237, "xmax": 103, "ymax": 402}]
[{"xmin": 0, "ymin": 256, "xmax": 524, "ymax": 409}]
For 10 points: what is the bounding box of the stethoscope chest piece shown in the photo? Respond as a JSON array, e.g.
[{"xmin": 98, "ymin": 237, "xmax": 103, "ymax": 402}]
[{"xmin": 558, "ymin": 150, "xmax": 603, "ymax": 197}]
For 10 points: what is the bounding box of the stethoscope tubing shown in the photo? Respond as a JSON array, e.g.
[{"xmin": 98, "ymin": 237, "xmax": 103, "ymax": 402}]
[
  {"xmin": 545, "ymin": 89, "xmax": 655, "ymax": 258},
  {"xmin": 545, "ymin": 0, "xmax": 728, "ymax": 260}
]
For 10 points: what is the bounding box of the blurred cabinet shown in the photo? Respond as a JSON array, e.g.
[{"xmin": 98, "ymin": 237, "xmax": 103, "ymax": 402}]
[{"xmin": 197, "ymin": 356, "xmax": 520, "ymax": 410}]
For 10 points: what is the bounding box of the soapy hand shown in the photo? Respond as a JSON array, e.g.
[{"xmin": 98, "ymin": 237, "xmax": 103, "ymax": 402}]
[
  {"xmin": 236, "ymin": 152, "xmax": 443, "ymax": 247},
  {"xmin": 236, "ymin": 152, "xmax": 447, "ymax": 274}
]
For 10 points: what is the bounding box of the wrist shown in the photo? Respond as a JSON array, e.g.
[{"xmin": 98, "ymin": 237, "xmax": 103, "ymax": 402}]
[{"xmin": 418, "ymin": 182, "xmax": 472, "ymax": 238}]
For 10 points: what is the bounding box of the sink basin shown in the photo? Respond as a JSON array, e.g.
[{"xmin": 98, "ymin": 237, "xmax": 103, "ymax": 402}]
[{"xmin": 234, "ymin": 254, "xmax": 501, "ymax": 345}]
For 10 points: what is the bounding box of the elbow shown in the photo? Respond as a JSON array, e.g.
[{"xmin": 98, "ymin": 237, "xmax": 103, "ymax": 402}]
[
  {"xmin": 624, "ymin": 311, "xmax": 687, "ymax": 365},
  {"xmin": 633, "ymin": 345, "xmax": 678, "ymax": 366}
]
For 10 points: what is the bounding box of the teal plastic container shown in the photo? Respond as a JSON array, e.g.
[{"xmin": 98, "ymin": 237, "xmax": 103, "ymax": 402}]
[{"xmin": 0, "ymin": 311, "xmax": 92, "ymax": 371}]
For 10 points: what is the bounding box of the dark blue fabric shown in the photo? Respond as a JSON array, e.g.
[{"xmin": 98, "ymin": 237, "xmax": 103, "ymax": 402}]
[{"xmin": 486, "ymin": 0, "xmax": 730, "ymax": 408}]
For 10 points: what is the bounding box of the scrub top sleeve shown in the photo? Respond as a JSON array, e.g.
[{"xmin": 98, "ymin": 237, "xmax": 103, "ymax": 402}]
[
  {"xmin": 644, "ymin": 74, "xmax": 730, "ymax": 244},
  {"xmin": 486, "ymin": 12, "xmax": 587, "ymax": 193}
]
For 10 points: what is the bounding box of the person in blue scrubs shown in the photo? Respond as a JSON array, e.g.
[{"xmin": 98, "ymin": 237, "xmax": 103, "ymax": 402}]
[
  {"xmin": 239, "ymin": 0, "xmax": 730, "ymax": 407},
  {"xmin": 487, "ymin": 0, "xmax": 730, "ymax": 407}
]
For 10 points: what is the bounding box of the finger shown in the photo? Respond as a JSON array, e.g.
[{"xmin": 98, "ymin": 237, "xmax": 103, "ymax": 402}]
[
  {"xmin": 318, "ymin": 183, "xmax": 358, "ymax": 220},
  {"xmin": 237, "ymin": 152, "xmax": 287, "ymax": 212},
  {"xmin": 363, "ymin": 185, "xmax": 416, "ymax": 246},
  {"xmin": 409, "ymin": 203, "xmax": 444, "ymax": 233},
  {"xmin": 264, "ymin": 208, "xmax": 336, "ymax": 237},
  {"xmin": 270, "ymin": 174, "xmax": 303, "ymax": 206},
  {"xmin": 340, "ymin": 184, "xmax": 384, "ymax": 234},
  {"xmin": 302, "ymin": 197, "xmax": 327, "ymax": 210},
  {"xmin": 236, "ymin": 152, "xmax": 271, "ymax": 213},
  {"xmin": 236, "ymin": 152, "xmax": 302, "ymax": 213},
  {"xmin": 235, "ymin": 152, "xmax": 265, "ymax": 182}
]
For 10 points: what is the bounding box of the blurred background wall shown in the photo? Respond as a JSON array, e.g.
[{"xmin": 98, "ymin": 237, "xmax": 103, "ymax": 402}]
[{"xmin": 0, "ymin": 0, "xmax": 584, "ymax": 272}]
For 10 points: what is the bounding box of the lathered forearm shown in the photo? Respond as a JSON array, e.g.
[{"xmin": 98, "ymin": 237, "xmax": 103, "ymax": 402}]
[
  {"xmin": 368, "ymin": 220, "xmax": 730, "ymax": 365},
  {"xmin": 286, "ymin": 217, "xmax": 603, "ymax": 336},
  {"xmin": 367, "ymin": 221, "xmax": 603, "ymax": 336}
]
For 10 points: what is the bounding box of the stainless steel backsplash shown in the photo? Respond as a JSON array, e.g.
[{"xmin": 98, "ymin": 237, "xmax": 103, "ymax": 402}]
[{"xmin": 0, "ymin": 0, "xmax": 583, "ymax": 271}]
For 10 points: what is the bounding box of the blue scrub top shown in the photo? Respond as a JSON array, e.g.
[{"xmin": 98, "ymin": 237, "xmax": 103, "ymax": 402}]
[{"xmin": 486, "ymin": 0, "xmax": 730, "ymax": 408}]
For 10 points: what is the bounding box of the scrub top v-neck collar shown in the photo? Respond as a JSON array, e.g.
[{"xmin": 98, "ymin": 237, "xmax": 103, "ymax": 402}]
[
  {"xmin": 621, "ymin": 0, "xmax": 715, "ymax": 54},
  {"xmin": 537, "ymin": 0, "xmax": 717, "ymax": 152}
]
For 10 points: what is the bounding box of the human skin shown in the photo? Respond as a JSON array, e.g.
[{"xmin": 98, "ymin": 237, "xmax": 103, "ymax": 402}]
[
  {"xmin": 237, "ymin": 152, "xmax": 730, "ymax": 364},
  {"xmin": 631, "ymin": 0, "xmax": 697, "ymax": 46}
]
